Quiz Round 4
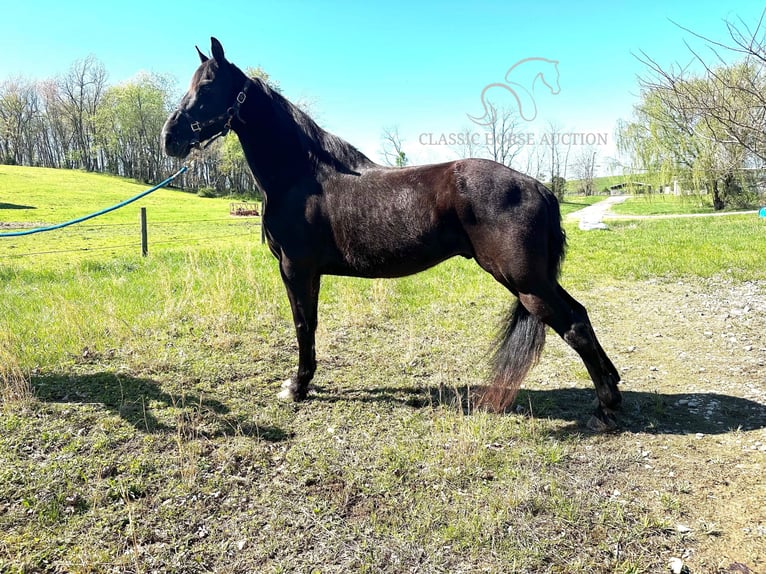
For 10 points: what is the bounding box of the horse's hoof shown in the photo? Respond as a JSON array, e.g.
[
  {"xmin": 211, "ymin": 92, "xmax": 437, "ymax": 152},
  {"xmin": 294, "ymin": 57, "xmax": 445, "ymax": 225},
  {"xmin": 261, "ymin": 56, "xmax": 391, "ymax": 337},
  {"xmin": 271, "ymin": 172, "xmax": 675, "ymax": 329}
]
[
  {"xmin": 587, "ymin": 408, "xmax": 618, "ymax": 432},
  {"xmin": 278, "ymin": 379, "xmax": 309, "ymax": 402},
  {"xmin": 587, "ymin": 415, "xmax": 610, "ymax": 432}
]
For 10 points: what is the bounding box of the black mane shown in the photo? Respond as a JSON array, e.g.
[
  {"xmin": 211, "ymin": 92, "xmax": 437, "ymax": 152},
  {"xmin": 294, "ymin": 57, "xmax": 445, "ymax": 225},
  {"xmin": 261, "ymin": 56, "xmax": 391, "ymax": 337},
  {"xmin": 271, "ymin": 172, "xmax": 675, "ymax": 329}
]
[{"xmin": 249, "ymin": 75, "xmax": 377, "ymax": 175}]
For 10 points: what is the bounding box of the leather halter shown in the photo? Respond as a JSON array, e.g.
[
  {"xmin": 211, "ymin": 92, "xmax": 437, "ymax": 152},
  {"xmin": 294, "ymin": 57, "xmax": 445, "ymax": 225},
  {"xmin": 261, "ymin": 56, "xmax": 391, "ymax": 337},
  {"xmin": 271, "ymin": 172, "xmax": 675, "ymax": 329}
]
[{"xmin": 180, "ymin": 79, "xmax": 252, "ymax": 148}]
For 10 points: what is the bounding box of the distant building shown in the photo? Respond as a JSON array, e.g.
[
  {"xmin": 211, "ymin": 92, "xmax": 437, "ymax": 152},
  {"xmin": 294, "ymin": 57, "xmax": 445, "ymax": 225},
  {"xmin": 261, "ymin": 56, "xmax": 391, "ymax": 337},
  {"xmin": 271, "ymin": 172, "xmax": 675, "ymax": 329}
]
[{"xmin": 606, "ymin": 181, "xmax": 653, "ymax": 196}]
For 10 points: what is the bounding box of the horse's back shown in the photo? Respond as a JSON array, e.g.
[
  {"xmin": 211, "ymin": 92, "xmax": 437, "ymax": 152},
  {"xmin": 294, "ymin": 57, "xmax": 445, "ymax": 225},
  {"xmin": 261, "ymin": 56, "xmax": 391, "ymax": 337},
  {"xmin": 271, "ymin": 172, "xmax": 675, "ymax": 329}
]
[{"xmin": 307, "ymin": 158, "xmax": 561, "ymax": 279}]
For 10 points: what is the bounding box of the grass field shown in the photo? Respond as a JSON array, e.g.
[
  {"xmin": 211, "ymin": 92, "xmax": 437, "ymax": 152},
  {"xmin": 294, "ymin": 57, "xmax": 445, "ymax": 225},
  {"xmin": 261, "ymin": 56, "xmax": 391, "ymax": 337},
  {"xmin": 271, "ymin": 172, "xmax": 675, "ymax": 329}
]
[
  {"xmin": 0, "ymin": 165, "xmax": 259, "ymax": 267},
  {"xmin": 1, "ymin": 167, "xmax": 765, "ymax": 573},
  {"xmin": 608, "ymin": 194, "xmax": 716, "ymax": 216}
]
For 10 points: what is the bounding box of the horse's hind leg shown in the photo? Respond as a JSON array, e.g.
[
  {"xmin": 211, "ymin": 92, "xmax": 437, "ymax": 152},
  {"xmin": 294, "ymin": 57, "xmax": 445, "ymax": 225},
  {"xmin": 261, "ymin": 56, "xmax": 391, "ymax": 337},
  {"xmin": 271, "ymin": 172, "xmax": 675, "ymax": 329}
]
[
  {"xmin": 277, "ymin": 265, "xmax": 320, "ymax": 402},
  {"xmin": 556, "ymin": 286, "xmax": 621, "ymax": 388},
  {"xmin": 517, "ymin": 286, "xmax": 621, "ymax": 429}
]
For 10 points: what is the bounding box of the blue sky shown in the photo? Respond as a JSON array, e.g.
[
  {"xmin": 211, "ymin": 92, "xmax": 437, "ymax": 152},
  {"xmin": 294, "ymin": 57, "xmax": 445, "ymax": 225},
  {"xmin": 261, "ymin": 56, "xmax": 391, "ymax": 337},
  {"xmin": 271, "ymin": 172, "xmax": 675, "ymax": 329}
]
[{"xmin": 3, "ymin": 1, "xmax": 764, "ymax": 174}]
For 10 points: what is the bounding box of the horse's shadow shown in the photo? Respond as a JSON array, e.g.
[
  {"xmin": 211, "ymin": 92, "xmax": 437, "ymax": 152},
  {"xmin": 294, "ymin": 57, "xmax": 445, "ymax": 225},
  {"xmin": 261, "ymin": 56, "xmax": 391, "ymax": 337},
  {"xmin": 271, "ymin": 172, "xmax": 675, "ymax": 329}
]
[
  {"xmin": 33, "ymin": 372, "xmax": 766, "ymax": 437},
  {"xmin": 32, "ymin": 371, "xmax": 289, "ymax": 442},
  {"xmin": 311, "ymin": 383, "xmax": 766, "ymax": 435}
]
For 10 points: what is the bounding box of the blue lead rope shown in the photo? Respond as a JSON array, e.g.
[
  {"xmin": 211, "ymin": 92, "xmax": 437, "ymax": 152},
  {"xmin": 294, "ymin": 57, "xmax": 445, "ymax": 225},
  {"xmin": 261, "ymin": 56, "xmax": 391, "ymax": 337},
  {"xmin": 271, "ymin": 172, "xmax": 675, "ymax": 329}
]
[{"xmin": 0, "ymin": 165, "xmax": 188, "ymax": 238}]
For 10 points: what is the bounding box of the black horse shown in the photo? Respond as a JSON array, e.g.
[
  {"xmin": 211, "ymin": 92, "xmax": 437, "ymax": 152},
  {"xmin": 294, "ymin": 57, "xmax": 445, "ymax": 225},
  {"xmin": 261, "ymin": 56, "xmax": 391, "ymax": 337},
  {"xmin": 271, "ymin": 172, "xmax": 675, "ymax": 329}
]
[{"xmin": 162, "ymin": 38, "xmax": 622, "ymax": 429}]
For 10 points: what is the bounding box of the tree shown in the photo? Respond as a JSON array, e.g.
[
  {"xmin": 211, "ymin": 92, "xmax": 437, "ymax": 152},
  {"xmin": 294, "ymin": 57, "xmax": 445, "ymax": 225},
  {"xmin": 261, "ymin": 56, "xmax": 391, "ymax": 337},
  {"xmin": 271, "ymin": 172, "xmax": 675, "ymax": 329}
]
[
  {"xmin": 550, "ymin": 175, "xmax": 567, "ymax": 198},
  {"xmin": 620, "ymin": 62, "xmax": 756, "ymax": 209},
  {"xmin": 380, "ymin": 126, "xmax": 408, "ymax": 167},
  {"xmin": 35, "ymin": 79, "xmax": 70, "ymax": 168},
  {"xmin": 480, "ymin": 102, "xmax": 524, "ymax": 167},
  {"xmin": 0, "ymin": 78, "xmax": 38, "ymax": 165},
  {"xmin": 57, "ymin": 55, "xmax": 107, "ymax": 171},
  {"xmin": 455, "ymin": 102, "xmax": 525, "ymax": 168},
  {"xmin": 0, "ymin": 54, "xmax": 279, "ymax": 197},
  {"xmin": 542, "ymin": 121, "xmax": 570, "ymax": 199},
  {"xmin": 662, "ymin": 15, "xmax": 766, "ymax": 162},
  {"xmin": 94, "ymin": 72, "xmax": 174, "ymax": 182},
  {"xmin": 573, "ymin": 147, "xmax": 598, "ymax": 195},
  {"xmin": 218, "ymin": 133, "xmax": 253, "ymax": 193},
  {"xmin": 620, "ymin": 11, "xmax": 766, "ymax": 209}
]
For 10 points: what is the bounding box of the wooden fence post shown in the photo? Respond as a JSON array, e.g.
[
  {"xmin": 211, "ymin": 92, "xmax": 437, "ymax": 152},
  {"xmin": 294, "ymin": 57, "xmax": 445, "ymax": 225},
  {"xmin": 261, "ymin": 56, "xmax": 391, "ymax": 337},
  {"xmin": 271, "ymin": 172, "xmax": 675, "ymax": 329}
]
[
  {"xmin": 140, "ymin": 207, "xmax": 148, "ymax": 257},
  {"xmin": 261, "ymin": 201, "xmax": 266, "ymax": 244}
]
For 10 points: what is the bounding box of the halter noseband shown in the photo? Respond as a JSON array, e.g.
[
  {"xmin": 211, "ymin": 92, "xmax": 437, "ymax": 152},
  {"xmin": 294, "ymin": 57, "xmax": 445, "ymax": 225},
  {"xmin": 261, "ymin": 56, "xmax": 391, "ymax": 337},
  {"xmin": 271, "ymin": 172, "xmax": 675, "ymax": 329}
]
[{"xmin": 182, "ymin": 79, "xmax": 252, "ymax": 149}]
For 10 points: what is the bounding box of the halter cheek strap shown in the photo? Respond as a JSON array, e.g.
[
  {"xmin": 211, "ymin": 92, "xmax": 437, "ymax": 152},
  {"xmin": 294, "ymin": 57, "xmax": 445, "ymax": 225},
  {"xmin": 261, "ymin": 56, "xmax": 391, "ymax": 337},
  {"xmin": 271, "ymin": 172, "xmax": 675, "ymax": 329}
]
[{"xmin": 182, "ymin": 79, "xmax": 252, "ymax": 148}]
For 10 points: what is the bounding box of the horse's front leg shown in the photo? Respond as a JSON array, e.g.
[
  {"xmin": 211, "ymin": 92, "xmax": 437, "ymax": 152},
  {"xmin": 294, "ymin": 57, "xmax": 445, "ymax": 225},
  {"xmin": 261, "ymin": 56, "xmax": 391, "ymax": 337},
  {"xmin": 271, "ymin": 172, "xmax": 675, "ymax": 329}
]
[{"xmin": 277, "ymin": 265, "xmax": 321, "ymax": 402}]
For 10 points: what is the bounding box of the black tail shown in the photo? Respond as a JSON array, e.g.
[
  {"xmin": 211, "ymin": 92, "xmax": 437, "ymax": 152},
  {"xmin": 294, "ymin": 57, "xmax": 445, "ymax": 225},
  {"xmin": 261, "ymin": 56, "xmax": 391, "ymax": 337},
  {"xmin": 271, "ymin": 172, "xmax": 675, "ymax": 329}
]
[
  {"xmin": 478, "ymin": 301, "xmax": 546, "ymax": 412},
  {"xmin": 538, "ymin": 182, "xmax": 567, "ymax": 279},
  {"xmin": 478, "ymin": 183, "xmax": 565, "ymax": 413}
]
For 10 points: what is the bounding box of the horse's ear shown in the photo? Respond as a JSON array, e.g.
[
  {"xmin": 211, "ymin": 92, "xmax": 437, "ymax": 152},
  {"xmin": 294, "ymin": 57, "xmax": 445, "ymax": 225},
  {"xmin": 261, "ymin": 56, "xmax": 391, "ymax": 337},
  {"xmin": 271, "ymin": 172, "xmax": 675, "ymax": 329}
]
[
  {"xmin": 196, "ymin": 46, "xmax": 209, "ymax": 63},
  {"xmin": 211, "ymin": 37, "xmax": 226, "ymax": 63}
]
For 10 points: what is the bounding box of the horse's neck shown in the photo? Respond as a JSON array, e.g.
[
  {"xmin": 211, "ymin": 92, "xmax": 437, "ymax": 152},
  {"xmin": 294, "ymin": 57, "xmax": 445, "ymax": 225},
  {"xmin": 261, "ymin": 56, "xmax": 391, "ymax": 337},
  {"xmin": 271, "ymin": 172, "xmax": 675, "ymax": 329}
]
[
  {"xmin": 236, "ymin": 131, "xmax": 306, "ymax": 196},
  {"xmin": 234, "ymin": 86, "xmax": 313, "ymax": 194},
  {"xmin": 234, "ymin": 82, "xmax": 375, "ymax": 195}
]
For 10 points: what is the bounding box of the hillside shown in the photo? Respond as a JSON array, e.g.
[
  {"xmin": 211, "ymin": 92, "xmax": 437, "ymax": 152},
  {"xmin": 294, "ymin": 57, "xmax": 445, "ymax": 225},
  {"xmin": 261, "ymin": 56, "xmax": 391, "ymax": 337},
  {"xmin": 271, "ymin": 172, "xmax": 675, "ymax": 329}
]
[{"xmin": 0, "ymin": 166, "xmax": 260, "ymax": 267}]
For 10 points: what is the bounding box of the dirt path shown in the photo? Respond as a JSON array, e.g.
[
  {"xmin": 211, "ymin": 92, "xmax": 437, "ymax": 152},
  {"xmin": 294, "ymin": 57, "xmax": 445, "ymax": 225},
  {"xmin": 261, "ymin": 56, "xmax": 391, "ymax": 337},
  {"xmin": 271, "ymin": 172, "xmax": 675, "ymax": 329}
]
[
  {"xmin": 566, "ymin": 196, "xmax": 760, "ymax": 229},
  {"xmin": 566, "ymin": 196, "xmax": 629, "ymax": 229}
]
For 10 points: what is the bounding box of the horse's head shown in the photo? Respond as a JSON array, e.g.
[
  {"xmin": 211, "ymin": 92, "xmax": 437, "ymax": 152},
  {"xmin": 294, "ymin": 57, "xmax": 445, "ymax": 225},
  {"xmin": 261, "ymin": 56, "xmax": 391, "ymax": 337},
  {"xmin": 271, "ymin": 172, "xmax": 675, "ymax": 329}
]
[
  {"xmin": 162, "ymin": 37, "xmax": 249, "ymax": 158},
  {"xmin": 538, "ymin": 60, "xmax": 561, "ymax": 96}
]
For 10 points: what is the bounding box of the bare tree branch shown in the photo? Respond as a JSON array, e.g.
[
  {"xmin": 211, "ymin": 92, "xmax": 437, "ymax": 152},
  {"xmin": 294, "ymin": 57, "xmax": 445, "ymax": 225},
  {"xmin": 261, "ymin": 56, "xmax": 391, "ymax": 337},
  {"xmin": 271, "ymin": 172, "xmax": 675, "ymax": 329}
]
[{"xmin": 380, "ymin": 126, "xmax": 408, "ymax": 167}]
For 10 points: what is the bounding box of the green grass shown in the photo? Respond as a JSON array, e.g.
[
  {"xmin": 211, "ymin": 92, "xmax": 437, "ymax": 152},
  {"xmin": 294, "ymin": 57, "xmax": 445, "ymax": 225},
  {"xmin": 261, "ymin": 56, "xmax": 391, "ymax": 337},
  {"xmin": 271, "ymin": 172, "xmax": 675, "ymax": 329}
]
[
  {"xmin": 0, "ymin": 165, "xmax": 241, "ymax": 223},
  {"xmin": 2, "ymin": 167, "xmax": 766, "ymax": 573},
  {"xmin": 608, "ymin": 193, "xmax": 716, "ymax": 216},
  {"xmin": 564, "ymin": 214, "xmax": 766, "ymax": 286},
  {"xmin": 0, "ymin": 165, "xmax": 260, "ymax": 268},
  {"xmin": 567, "ymin": 174, "xmax": 655, "ymax": 196}
]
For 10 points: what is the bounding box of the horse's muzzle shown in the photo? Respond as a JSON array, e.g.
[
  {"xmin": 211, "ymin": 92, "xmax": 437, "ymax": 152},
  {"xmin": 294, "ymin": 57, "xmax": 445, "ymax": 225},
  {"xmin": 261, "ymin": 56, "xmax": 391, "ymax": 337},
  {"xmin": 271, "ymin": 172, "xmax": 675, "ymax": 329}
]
[{"xmin": 161, "ymin": 111, "xmax": 196, "ymax": 159}]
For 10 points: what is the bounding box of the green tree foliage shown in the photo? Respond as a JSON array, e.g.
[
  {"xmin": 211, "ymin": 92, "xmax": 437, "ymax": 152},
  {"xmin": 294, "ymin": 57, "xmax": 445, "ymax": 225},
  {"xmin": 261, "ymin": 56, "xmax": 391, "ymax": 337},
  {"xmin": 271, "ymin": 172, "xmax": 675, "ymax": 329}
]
[
  {"xmin": 94, "ymin": 72, "xmax": 174, "ymax": 183},
  {"xmin": 619, "ymin": 16, "xmax": 766, "ymax": 210},
  {"xmin": 550, "ymin": 175, "xmax": 567, "ymax": 199}
]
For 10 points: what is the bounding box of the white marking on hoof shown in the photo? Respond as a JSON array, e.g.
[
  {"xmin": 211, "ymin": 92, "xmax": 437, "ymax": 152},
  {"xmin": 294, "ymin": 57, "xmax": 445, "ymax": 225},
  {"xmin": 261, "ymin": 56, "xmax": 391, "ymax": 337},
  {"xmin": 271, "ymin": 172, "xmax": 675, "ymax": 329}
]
[{"xmin": 278, "ymin": 379, "xmax": 296, "ymax": 401}]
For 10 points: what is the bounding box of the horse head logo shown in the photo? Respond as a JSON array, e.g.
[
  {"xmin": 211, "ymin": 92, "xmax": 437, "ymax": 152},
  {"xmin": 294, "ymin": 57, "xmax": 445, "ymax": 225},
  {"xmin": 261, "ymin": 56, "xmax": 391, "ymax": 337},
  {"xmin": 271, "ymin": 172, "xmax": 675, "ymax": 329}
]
[{"xmin": 469, "ymin": 58, "xmax": 560, "ymax": 125}]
